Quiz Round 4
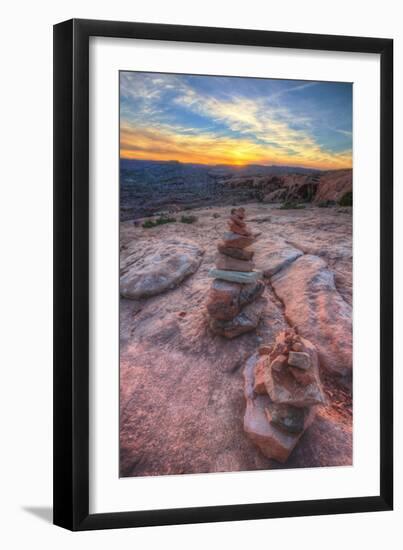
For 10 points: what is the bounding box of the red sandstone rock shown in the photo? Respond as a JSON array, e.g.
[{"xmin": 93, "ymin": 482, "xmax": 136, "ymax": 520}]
[
  {"xmin": 292, "ymin": 342, "xmax": 304, "ymax": 352},
  {"xmin": 239, "ymin": 281, "xmax": 265, "ymax": 307},
  {"xmin": 288, "ymin": 366, "xmax": 315, "ymax": 386},
  {"xmin": 314, "ymin": 169, "xmax": 352, "ymax": 204},
  {"xmin": 288, "ymin": 351, "xmax": 311, "ymax": 370},
  {"xmin": 217, "ymin": 243, "xmax": 254, "ymax": 261},
  {"xmin": 258, "ymin": 345, "xmax": 273, "ymax": 356},
  {"xmin": 120, "ymin": 239, "xmax": 204, "ymax": 299},
  {"xmin": 206, "ymin": 279, "xmax": 241, "ymax": 321},
  {"xmin": 215, "ymin": 253, "xmax": 254, "ymax": 272},
  {"xmin": 243, "ymin": 353, "xmax": 317, "ymax": 462},
  {"xmin": 254, "ymin": 357, "xmax": 269, "ymax": 394},
  {"xmin": 209, "ymin": 297, "xmax": 266, "ymax": 339},
  {"xmin": 227, "ymin": 221, "xmax": 252, "ymax": 236},
  {"xmin": 232, "ymin": 207, "xmax": 245, "ymax": 219},
  {"xmin": 264, "ymin": 337, "xmax": 326, "ymax": 407},
  {"xmin": 265, "ymin": 403, "xmax": 307, "ymax": 434},
  {"xmin": 229, "ymin": 213, "xmax": 246, "ymax": 227},
  {"xmin": 271, "ymin": 255, "xmax": 352, "ymax": 376},
  {"xmin": 222, "ymin": 232, "xmax": 255, "ymax": 249}
]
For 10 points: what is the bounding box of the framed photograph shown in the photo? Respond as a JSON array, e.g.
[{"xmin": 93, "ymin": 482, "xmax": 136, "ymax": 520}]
[{"xmin": 53, "ymin": 19, "xmax": 393, "ymax": 530}]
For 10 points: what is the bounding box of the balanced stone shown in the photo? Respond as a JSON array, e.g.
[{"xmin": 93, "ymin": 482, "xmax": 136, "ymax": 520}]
[
  {"xmin": 227, "ymin": 221, "xmax": 252, "ymax": 236},
  {"xmin": 230, "ymin": 213, "xmax": 246, "ymax": 226},
  {"xmin": 232, "ymin": 207, "xmax": 245, "ymax": 219},
  {"xmin": 222, "ymin": 232, "xmax": 255, "ymax": 249},
  {"xmin": 209, "ymin": 297, "xmax": 266, "ymax": 339},
  {"xmin": 288, "ymin": 351, "xmax": 311, "ymax": 370},
  {"xmin": 207, "ymin": 208, "xmax": 264, "ymax": 339},
  {"xmin": 243, "ymin": 353, "xmax": 317, "ymax": 463},
  {"xmin": 264, "ymin": 341, "xmax": 326, "ymax": 407},
  {"xmin": 239, "ymin": 280, "xmax": 265, "ymax": 307},
  {"xmin": 206, "ymin": 279, "xmax": 241, "ymax": 321},
  {"xmin": 288, "ymin": 366, "xmax": 315, "ymax": 386},
  {"xmin": 215, "ymin": 253, "xmax": 254, "ymax": 272},
  {"xmin": 254, "ymin": 356, "xmax": 270, "ymax": 394},
  {"xmin": 208, "ymin": 269, "xmax": 262, "ymax": 284},
  {"xmin": 243, "ymin": 331, "xmax": 326, "ymax": 462},
  {"xmin": 265, "ymin": 403, "xmax": 307, "ymax": 434},
  {"xmin": 217, "ymin": 243, "xmax": 254, "ymax": 261}
]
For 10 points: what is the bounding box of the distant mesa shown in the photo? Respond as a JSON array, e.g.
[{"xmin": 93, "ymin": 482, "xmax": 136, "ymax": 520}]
[{"xmin": 119, "ymin": 158, "xmax": 351, "ymax": 222}]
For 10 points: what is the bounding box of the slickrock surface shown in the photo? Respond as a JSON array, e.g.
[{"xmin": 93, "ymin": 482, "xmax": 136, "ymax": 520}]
[
  {"xmin": 271, "ymin": 255, "xmax": 352, "ymax": 377},
  {"xmin": 120, "ymin": 238, "xmax": 204, "ymax": 299},
  {"xmin": 120, "ymin": 202, "xmax": 352, "ymax": 476}
]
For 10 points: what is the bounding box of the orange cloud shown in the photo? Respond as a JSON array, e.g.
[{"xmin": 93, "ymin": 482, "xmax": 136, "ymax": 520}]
[{"xmin": 120, "ymin": 123, "xmax": 352, "ymax": 170}]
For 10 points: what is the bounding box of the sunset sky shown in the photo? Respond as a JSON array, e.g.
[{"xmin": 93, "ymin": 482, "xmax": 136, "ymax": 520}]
[{"xmin": 120, "ymin": 71, "xmax": 352, "ymax": 170}]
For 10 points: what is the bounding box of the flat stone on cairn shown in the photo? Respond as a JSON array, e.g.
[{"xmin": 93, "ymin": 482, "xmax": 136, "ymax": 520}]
[
  {"xmin": 206, "ymin": 208, "xmax": 265, "ymax": 338},
  {"xmin": 243, "ymin": 329, "xmax": 326, "ymax": 462}
]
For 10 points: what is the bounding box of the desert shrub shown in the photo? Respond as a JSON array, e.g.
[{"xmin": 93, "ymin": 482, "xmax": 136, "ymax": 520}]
[
  {"xmin": 338, "ymin": 191, "xmax": 353, "ymax": 207},
  {"xmin": 317, "ymin": 200, "xmax": 336, "ymax": 208},
  {"xmin": 142, "ymin": 220, "xmax": 156, "ymax": 228},
  {"xmin": 180, "ymin": 215, "xmax": 197, "ymax": 224},
  {"xmin": 279, "ymin": 201, "xmax": 306, "ymax": 210},
  {"xmin": 142, "ymin": 216, "xmax": 176, "ymax": 228}
]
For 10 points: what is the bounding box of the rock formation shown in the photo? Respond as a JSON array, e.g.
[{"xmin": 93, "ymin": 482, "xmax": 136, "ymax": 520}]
[
  {"xmin": 206, "ymin": 208, "xmax": 265, "ymax": 338},
  {"xmin": 243, "ymin": 329, "xmax": 326, "ymax": 462},
  {"xmin": 271, "ymin": 254, "xmax": 352, "ymax": 377},
  {"xmin": 314, "ymin": 169, "xmax": 352, "ymax": 205},
  {"xmin": 120, "ymin": 238, "xmax": 204, "ymax": 299}
]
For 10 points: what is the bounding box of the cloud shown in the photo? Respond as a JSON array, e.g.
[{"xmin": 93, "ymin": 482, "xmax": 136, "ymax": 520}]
[
  {"xmin": 120, "ymin": 121, "xmax": 352, "ymax": 169},
  {"xmin": 120, "ymin": 72, "xmax": 352, "ymax": 169}
]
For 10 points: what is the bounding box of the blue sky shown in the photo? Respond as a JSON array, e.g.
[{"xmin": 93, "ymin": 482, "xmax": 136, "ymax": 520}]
[{"xmin": 120, "ymin": 71, "xmax": 352, "ymax": 169}]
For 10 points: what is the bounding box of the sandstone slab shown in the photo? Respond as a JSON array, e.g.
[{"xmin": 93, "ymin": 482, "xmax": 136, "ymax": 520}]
[
  {"xmin": 271, "ymin": 255, "xmax": 352, "ymax": 376},
  {"xmin": 217, "ymin": 244, "xmax": 254, "ymax": 261},
  {"xmin": 254, "ymin": 240, "xmax": 303, "ymax": 277},
  {"xmin": 215, "ymin": 253, "xmax": 254, "ymax": 272},
  {"xmin": 208, "ymin": 269, "xmax": 262, "ymax": 284},
  {"xmin": 222, "ymin": 232, "xmax": 255, "ymax": 249},
  {"xmin": 120, "ymin": 239, "xmax": 204, "ymax": 299}
]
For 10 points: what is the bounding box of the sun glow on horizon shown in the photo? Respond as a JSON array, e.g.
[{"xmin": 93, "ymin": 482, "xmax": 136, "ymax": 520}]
[{"xmin": 120, "ymin": 72, "xmax": 352, "ymax": 171}]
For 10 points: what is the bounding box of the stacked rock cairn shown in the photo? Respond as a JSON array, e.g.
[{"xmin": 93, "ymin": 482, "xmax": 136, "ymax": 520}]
[
  {"xmin": 243, "ymin": 328, "xmax": 326, "ymax": 462},
  {"xmin": 206, "ymin": 208, "xmax": 265, "ymax": 338}
]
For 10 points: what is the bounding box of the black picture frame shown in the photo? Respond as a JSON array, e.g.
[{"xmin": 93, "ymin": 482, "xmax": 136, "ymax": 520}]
[{"xmin": 53, "ymin": 18, "xmax": 393, "ymax": 531}]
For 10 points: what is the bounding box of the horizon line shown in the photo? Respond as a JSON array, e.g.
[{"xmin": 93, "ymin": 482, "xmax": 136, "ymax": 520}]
[{"xmin": 119, "ymin": 157, "xmax": 352, "ymax": 171}]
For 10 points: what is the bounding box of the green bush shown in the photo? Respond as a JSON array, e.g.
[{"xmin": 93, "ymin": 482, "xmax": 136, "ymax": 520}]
[
  {"xmin": 180, "ymin": 215, "xmax": 197, "ymax": 224},
  {"xmin": 142, "ymin": 216, "xmax": 176, "ymax": 228},
  {"xmin": 279, "ymin": 201, "xmax": 306, "ymax": 210},
  {"xmin": 338, "ymin": 192, "xmax": 352, "ymax": 207}
]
